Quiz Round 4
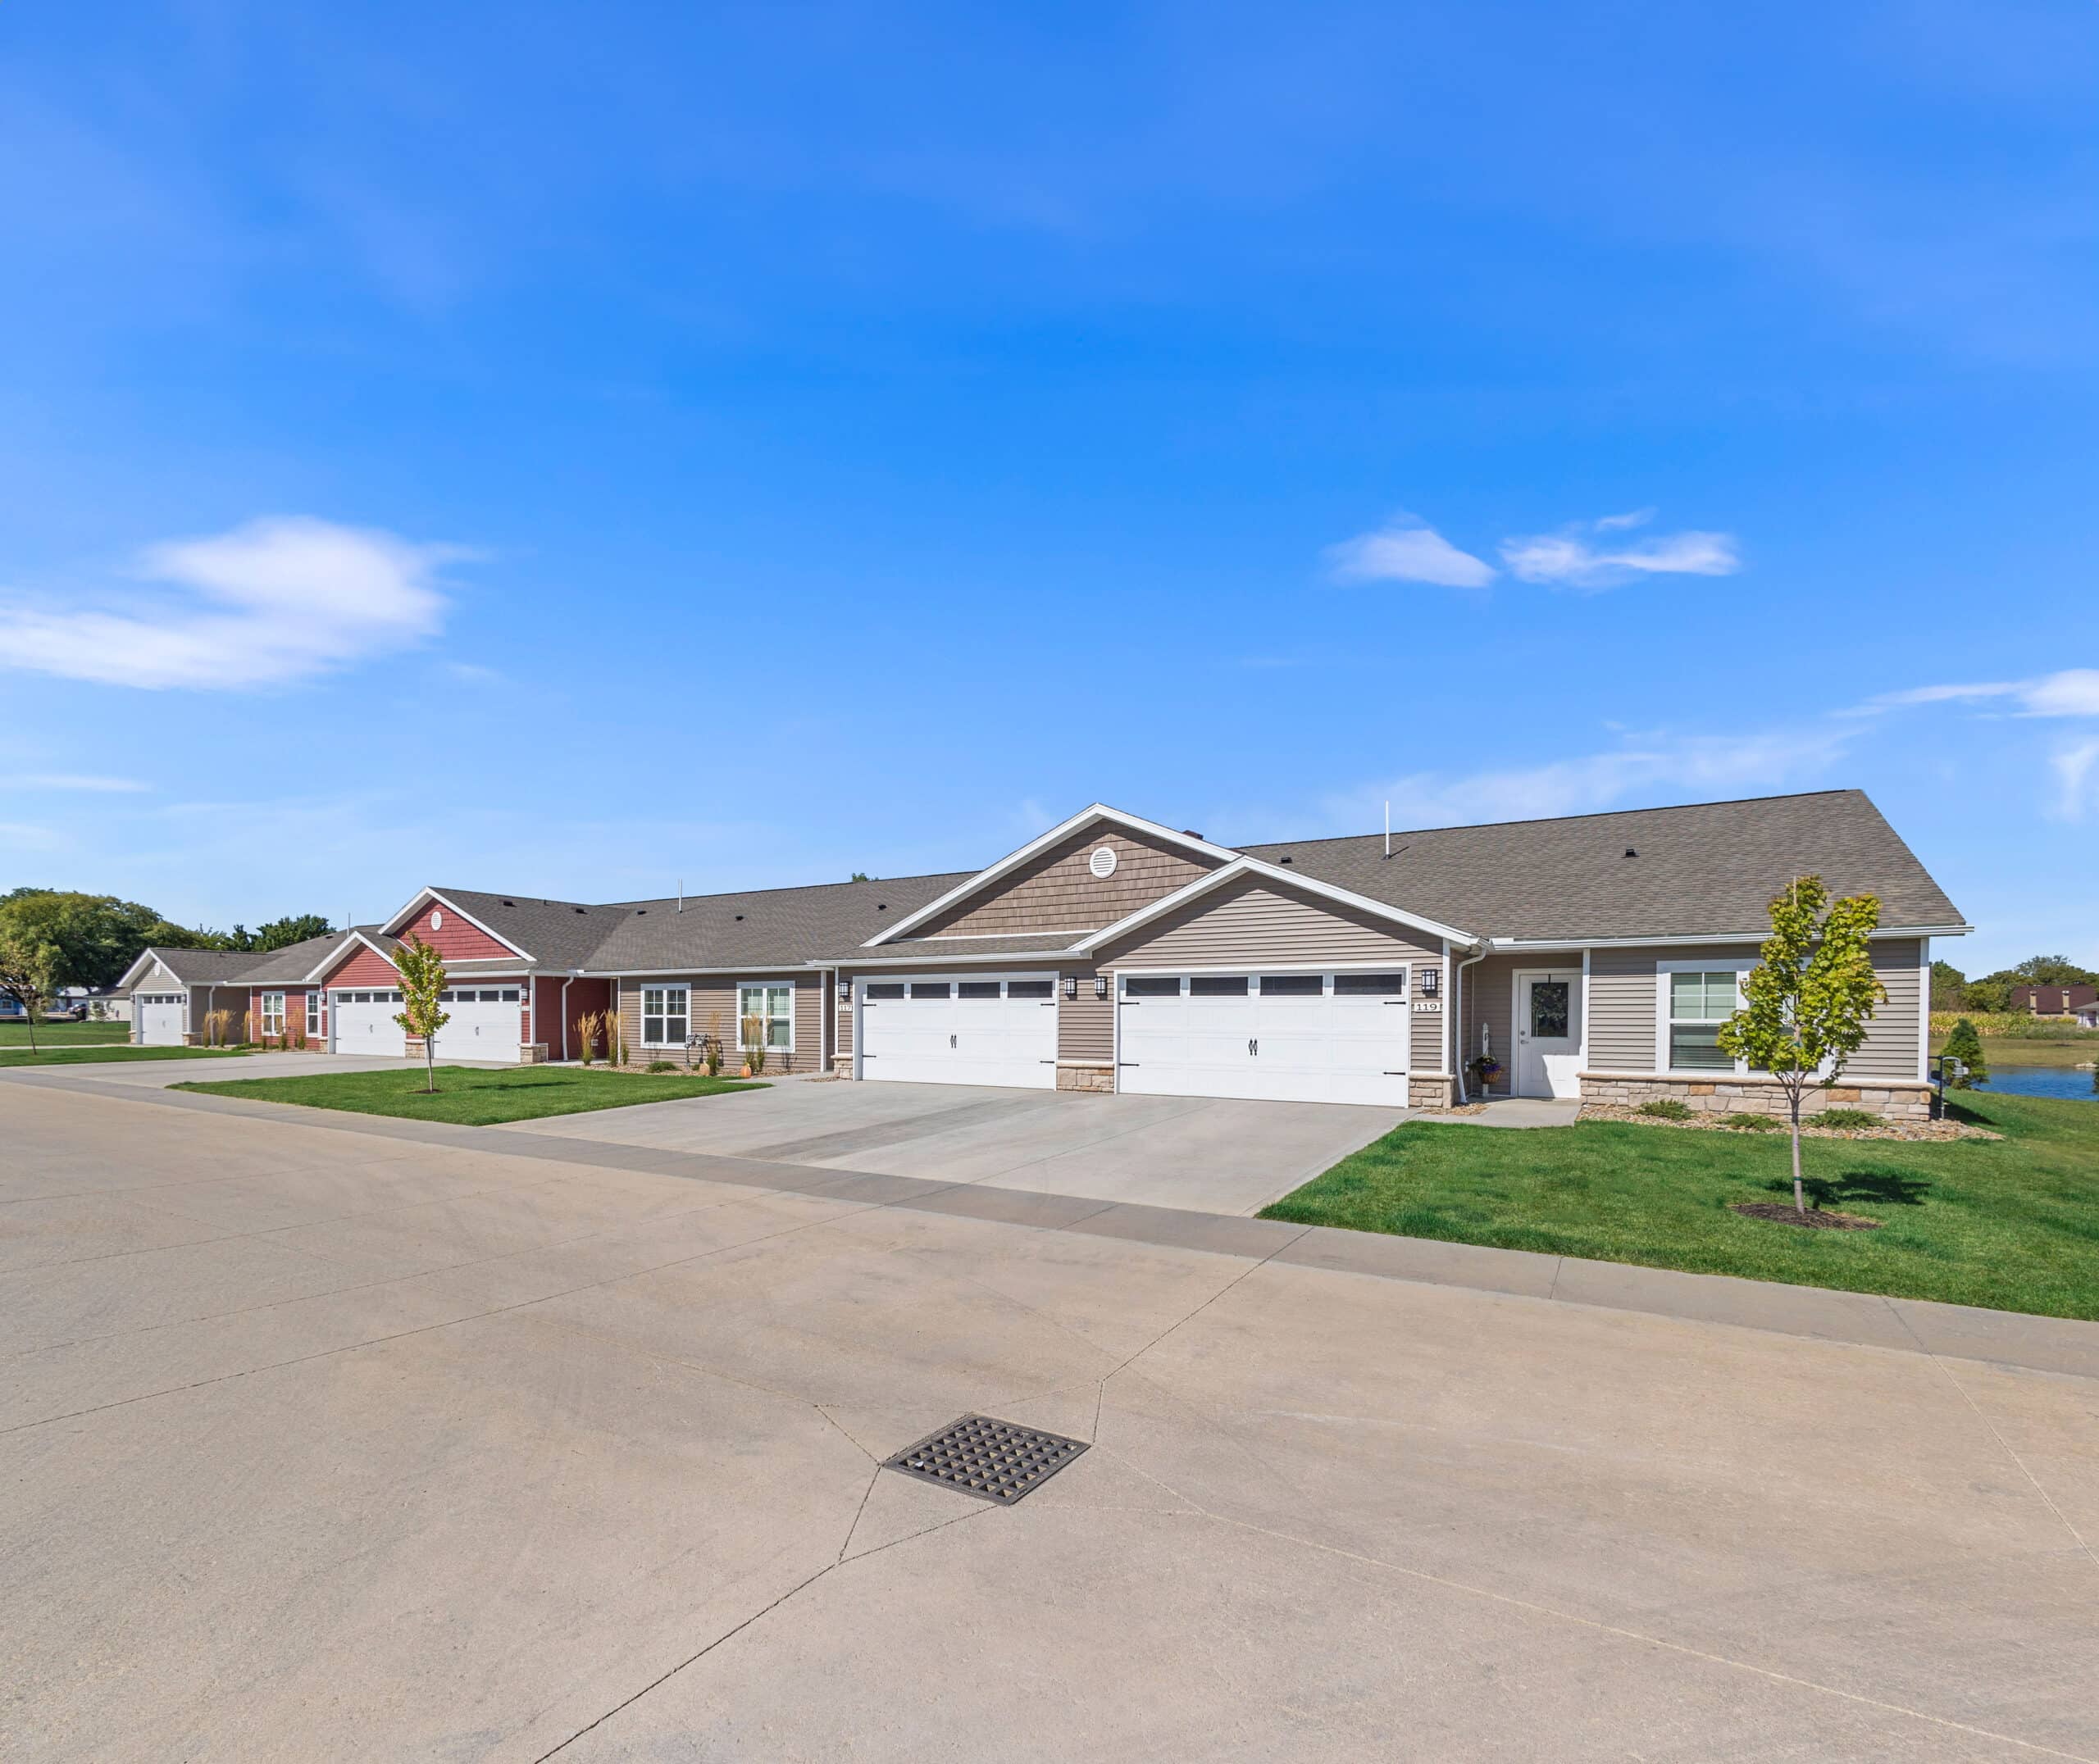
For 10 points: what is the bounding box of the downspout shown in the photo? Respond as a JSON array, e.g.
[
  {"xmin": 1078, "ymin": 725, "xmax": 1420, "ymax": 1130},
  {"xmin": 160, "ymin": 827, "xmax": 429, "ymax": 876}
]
[{"xmin": 1453, "ymin": 943, "xmax": 1489, "ymax": 1102}]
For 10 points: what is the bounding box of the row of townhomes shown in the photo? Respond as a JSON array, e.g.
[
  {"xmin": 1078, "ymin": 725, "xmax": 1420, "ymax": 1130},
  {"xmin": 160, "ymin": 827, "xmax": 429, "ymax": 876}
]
[{"xmin": 121, "ymin": 789, "xmax": 1967, "ymax": 1119}]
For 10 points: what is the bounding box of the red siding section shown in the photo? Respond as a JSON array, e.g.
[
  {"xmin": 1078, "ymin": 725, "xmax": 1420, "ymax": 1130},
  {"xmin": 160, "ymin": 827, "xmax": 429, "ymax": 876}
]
[
  {"xmin": 323, "ymin": 945, "xmax": 407, "ymax": 988},
  {"xmin": 534, "ymin": 975, "xmax": 609, "ymax": 1059},
  {"xmin": 393, "ymin": 901, "xmax": 518, "ymax": 962}
]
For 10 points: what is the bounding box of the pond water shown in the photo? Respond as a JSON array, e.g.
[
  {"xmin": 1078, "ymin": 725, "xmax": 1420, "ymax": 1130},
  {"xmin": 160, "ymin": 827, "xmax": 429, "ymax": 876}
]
[{"xmin": 1971, "ymin": 1064, "xmax": 2099, "ymax": 1102}]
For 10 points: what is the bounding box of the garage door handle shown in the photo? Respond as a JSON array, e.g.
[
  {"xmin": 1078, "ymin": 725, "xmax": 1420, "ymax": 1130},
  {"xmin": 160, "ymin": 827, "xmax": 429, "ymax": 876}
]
[
  {"xmin": 1248, "ymin": 1038, "xmax": 1258, "ymax": 1056},
  {"xmin": 949, "ymin": 1034, "xmax": 957, "ymax": 1048}
]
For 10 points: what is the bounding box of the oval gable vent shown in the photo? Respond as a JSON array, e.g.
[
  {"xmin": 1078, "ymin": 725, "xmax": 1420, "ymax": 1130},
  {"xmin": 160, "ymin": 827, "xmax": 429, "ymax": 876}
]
[
  {"xmin": 430, "ymin": 909, "xmax": 444, "ymax": 930},
  {"xmin": 1088, "ymin": 845, "xmax": 1118, "ymax": 880}
]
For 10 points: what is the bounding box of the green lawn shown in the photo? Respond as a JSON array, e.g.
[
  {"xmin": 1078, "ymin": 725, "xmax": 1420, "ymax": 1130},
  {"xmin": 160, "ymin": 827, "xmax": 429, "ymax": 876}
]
[
  {"xmin": 1261, "ymin": 1091, "xmax": 2099, "ymax": 1321},
  {"xmin": 174, "ymin": 1063, "xmax": 766, "ymax": 1125},
  {"xmin": 0, "ymin": 1020, "xmax": 135, "ymax": 1047},
  {"xmin": 0, "ymin": 1043, "xmax": 251, "ymax": 1067}
]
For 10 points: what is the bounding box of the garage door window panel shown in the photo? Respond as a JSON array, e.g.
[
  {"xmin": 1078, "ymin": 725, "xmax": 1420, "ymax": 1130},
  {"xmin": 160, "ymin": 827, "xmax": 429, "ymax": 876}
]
[
  {"xmin": 1007, "ymin": 979, "xmax": 1054, "ymax": 998},
  {"xmin": 643, "ymin": 985, "xmax": 690, "ymax": 1048},
  {"xmin": 1335, "ymin": 972, "xmax": 1407, "ymax": 996}
]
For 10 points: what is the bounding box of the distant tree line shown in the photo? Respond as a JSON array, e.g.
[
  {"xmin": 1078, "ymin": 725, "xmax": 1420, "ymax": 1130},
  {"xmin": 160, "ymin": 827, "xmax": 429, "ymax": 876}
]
[
  {"xmin": 1931, "ymin": 953, "xmax": 2097, "ymax": 1016},
  {"xmin": 0, "ymin": 887, "xmax": 335, "ymax": 992}
]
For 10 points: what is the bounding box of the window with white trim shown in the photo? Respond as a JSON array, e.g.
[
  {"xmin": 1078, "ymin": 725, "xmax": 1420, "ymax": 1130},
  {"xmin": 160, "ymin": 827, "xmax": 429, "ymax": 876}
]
[
  {"xmin": 306, "ymin": 992, "xmax": 322, "ymax": 1035},
  {"xmin": 260, "ymin": 991, "xmax": 286, "ymax": 1035},
  {"xmin": 641, "ymin": 984, "xmax": 690, "ymax": 1047},
  {"xmin": 1664, "ymin": 970, "xmax": 1742, "ymax": 1071},
  {"xmin": 739, "ymin": 982, "xmax": 794, "ymax": 1050}
]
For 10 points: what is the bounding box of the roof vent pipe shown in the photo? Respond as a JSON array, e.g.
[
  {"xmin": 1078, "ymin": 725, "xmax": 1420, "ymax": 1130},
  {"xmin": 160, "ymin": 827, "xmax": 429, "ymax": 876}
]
[
  {"xmin": 1384, "ymin": 801, "xmax": 1391, "ymax": 859},
  {"xmin": 678, "ymin": 878, "xmax": 683, "ymax": 913}
]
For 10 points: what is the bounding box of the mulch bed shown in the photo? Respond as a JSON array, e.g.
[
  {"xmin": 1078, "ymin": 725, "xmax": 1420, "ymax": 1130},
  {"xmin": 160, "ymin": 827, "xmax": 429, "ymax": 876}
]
[
  {"xmin": 1579, "ymin": 1103, "xmax": 1998, "ymax": 1143},
  {"xmin": 1730, "ymin": 1202, "xmax": 1882, "ymax": 1230}
]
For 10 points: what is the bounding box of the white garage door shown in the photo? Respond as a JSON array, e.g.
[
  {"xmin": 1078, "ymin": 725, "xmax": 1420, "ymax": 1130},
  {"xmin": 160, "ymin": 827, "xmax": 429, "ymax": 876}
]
[
  {"xmin": 1117, "ymin": 971, "xmax": 1411, "ymax": 1106},
  {"xmin": 431, "ymin": 988, "xmax": 523, "ymax": 1063},
  {"xmin": 137, "ymin": 993, "xmax": 186, "ymax": 1046},
  {"xmin": 859, "ymin": 974, "xmax": 1057, "ymax": 1089},
  {"xmin": 331, "ymin": 989, "xmax": 407, "ymax": 1057}
]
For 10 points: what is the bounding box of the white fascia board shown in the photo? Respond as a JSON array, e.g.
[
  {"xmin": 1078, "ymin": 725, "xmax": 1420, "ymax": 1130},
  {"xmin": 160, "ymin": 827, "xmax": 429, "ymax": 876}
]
[
  {"xmin": 1487, "ymin": 924, "xmax": 1969, "ymax": 951},
  {"xmin": 116, "ymin": 949, "xmax": 165, "ymax": 990},
  {"xmin": 862, "ymin": 804, "xmax": 1243, "ymax": 948},
  {"xmin": 303, "ymin": 929, "xmax": 403, "ymax": 984},
  {"xmin": 588, "ymin": 966, "xmax": 824, "ymax": 977},
  {"xmin": 1072, "ymin": 857, "xmax": 1479, "ymax": 956},
  {"xmin": 382, "ymin": 887, "xmax": 537, "ymax": 964}
]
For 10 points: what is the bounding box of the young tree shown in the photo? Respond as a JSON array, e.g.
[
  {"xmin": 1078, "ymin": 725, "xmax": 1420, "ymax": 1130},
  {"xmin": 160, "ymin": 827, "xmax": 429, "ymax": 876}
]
[
  {"xmin": 391, "ymin": 935, "xmax": 451, "ymax": 1093},
  {"xmin": 1716, "ymin": 875, "xmax": 1886, "ymax": 1215},
  {"xmin": 1940, "ymin": 1017, "xmax": 1988, "ymax": 1089},
  {"xmin": 0, "ymin": 926, "xmax": 63, "ymax": 1052}
]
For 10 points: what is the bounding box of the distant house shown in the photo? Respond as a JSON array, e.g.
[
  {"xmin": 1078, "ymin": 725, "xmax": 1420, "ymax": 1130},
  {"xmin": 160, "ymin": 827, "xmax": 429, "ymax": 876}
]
[
  {"xmin": 2078, "ymin": 1002, "xmax": 2099, "ymax": 1030},
  {"xmin": 2008, "ymin": 983, "xmax": 2098, "ymax": 1019},
  {"xmin": 0, "ymin": 988, "xmax": 129, "ymax": 1021}
]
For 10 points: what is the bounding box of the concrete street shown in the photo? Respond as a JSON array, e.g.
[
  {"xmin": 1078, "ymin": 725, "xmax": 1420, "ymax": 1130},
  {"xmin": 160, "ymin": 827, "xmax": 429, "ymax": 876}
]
[{"xmin": 2, "ymin": 1069, "xmax": 2095, "ymax": 1762}]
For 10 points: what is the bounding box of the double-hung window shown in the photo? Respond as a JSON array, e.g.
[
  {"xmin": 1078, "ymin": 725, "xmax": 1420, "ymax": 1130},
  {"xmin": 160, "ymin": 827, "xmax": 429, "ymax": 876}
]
[
  {"xmin": 260, "ymin": 991, "xmax": 286, "ymax": 1035},
  {"xmin": 1663, "ymin": 968, "xmax": 1742, "ymax": 1072},
  {"xmin": 306, "ymin": 992, "xmax": 322, "ymax": 1036},
  {"xmin": 641, "ymin": 984, "xmax": 690, "ymax": 1048},
  {"xmin": 739, "ymin": 982, "xmax": 794, "ymax": 1050}
]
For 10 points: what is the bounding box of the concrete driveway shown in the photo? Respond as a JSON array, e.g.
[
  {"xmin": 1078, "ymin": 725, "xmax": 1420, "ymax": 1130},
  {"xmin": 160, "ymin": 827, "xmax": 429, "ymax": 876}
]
[
  {"xmin": 2, "ymin": 1074, "xmax": 2094, "ymax": 1762},
  {"xmin": 495, "ymin": 1077, "xmax": 1409, "ymax": 1214}
]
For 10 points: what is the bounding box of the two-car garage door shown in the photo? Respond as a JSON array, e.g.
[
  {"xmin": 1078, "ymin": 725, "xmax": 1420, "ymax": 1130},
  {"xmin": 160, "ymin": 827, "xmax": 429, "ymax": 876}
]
[
  {"xmin": 1117, "ymin": 971, "xmax": 1411, "ymax": 1106},
  {"xmin": 858, "ymin": 975, "xmax": 1058, "ymax": 1089},
  {"xmin": 329, "ymin": 986, "xmax": 523, "ymax": 1061}
]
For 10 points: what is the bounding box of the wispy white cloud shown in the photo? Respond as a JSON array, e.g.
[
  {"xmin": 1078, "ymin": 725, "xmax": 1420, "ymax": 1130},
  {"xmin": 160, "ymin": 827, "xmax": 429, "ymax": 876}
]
[
  {"xmin": 1864, "ymin": 669, "xmax": 2099, "ymax": 719},
  {"xmin": 2051, "ymin": 739, "xmax": 2099, "ymax": 821},
  {"xmin": 1325, "ymin": 722, "xmax": 1853, "ymax": 832},
  {"xmin": 1325, "ymin": 516, "xmax": 1496, "ymax": 589},
  {"xmin": 0, "ymin": 820, "xmax": 62, "ymax": 851},
  {"xmin": 443, "ymin": 661, "xmax": 504, "ymax": 684},
  {"xmin": 0, "ymin": 772, "xmax": 148, "ymax": 793},
  {"xmin": 0, "ymin": 516, "xmax": 467, "ymax": 691},
  {"xmin": 1500, "ymin": 510, "xmax": 1741, "ymax": 590}
]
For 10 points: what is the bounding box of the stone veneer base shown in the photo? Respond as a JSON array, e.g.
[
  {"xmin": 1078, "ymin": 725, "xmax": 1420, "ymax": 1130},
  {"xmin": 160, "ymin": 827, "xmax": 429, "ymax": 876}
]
[
  {"xmin": 1408, "ymin": 1075, "xmax": 1455, "ymax": 1111},
  {"xmin": 1579, "ymin": 1072, "xmax": 1934, "ymax": 1123},
  {"xmin": 1056, "ymin": 1062, "xmax": 1114, "ymax": 1093}
]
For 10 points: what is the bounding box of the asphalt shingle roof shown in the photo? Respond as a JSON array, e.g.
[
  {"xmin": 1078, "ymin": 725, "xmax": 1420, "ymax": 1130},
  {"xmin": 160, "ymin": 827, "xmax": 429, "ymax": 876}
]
[{"xmin": 1240, "ymin": 790, "xmax": 1963, "ymax": 941}]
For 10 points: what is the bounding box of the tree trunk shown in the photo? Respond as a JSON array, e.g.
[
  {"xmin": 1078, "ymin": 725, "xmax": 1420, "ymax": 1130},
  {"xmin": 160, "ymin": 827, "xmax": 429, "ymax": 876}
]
[
  {"xmin": 424, "ymin": 1034, "xmax": 436, "ymax": 1093},
  {"xmin": 1790, "ymin": 1088, "xmax": 1805, "ymax": 1213},
  {"xmin": 25, "ymin": 1007, "xmax": 39, "ymax": 1053}
]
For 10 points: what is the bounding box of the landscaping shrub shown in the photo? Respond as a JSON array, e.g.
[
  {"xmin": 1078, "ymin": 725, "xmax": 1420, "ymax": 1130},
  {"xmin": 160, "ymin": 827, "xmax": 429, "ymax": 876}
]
[
  {"xmin": 1721, "ymin": 1112, "xmax": 1778, "ymax": 1131},
  {"xmin": 645, "ymin": 1059, "xmax": 674, "ymax": 1073},
  {"xmin": 1637, "ymin": 1098, "xmax": 1692, "ymax": 1121},
  {"xmin": 1808, "ymin": 1107, "xmax": 1881, "ymax": 1130}
]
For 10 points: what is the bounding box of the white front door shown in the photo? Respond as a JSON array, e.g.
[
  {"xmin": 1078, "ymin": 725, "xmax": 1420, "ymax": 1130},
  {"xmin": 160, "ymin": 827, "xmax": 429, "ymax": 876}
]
[
  {"xmin": 331, "ymin": 989, "xmax": 407, "ymax": 1056},
  {"xmin": 1514, "ymin": 970, "xmax": 1581, "ymax": 1098},
  {"xmin": 1118, "ymin": 971, "xmax": 1411, "ymax": 1107},
  {"xmin": 858, "ymin": 975, "xmax": 1058, "ymax": 1088},
  {"xmin": 138, "ymin": 993, "xmax": 186, "ymax": 1045},
  {"xmin": 430, "ymin": 988, "xmax": 524, "ymax": 1063}
]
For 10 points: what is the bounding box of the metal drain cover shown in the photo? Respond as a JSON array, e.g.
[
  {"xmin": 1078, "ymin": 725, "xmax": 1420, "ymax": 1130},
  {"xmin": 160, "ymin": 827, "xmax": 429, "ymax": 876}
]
[{"xmin": 883, "ymin": 1414, "xmax": 1090, "ymax": 1504}]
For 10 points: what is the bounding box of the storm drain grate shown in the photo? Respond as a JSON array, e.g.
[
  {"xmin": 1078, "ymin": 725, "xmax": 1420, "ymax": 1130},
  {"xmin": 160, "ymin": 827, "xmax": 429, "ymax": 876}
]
[{"xmin": 882, "ymin": 1414, "xmax": 1090, "ymax": 1504}]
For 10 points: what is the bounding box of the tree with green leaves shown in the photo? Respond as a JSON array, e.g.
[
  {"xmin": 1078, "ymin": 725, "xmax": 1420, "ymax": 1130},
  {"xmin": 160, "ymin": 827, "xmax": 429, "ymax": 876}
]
[
  {"xmin": 0, "ymin": 888, "xmax": 215, "ymax": 990},
  {"xmin": 0, "ymin": 924, "xmax": 63, "ymax": 1052},
  {"xmin": 2007, "ymin": 954, "xmax": 2097, "ymax": 987},
  {"xmin": 1716, "ymin": 875, "xmax": 1887, "ymax": 1215},
  {"xmin": 253, "ymin": 914, "xmax": 334, "ymax": 952},
  {"xmin": 391, "ymin": 934, "xmax": 451, "ymax": 1093},
  {"xmin": 1928, "ymin": 959, "xmax": 1966, "ymax": 1013},
  {"xmin": 1940, "ymin": 1017, "xmax": 1987, "ymax": 1090}
]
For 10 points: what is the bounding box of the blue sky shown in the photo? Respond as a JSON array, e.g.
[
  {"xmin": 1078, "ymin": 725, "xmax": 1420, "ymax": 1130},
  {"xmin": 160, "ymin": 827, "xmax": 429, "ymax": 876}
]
[{"xmin": 1, "ymin": 1, "xmax": 2093, "ymax": 973}]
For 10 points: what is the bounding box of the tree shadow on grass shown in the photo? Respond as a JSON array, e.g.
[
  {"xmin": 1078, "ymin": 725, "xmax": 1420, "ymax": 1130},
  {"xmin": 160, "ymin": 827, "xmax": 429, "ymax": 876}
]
[{"xmin": 1769, "ymin": 1167, "xmax": 1933, "ymax": 1211}]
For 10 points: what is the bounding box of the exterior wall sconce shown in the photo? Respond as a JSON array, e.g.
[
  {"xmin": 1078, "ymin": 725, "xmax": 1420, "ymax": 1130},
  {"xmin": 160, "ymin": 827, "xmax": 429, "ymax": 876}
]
[
  {"xmin": 1094, "ymin": 975, "xmax": 1109, "ymax": 999},
  {"xmin": 1418, "ymin": 967, "xmax": 1439, "ymax": 996},
  {"xmin": 1062, "ymin": 975, "xmax": 1078, "ymax": 999},
  {"xmin": 836, "ymin": 978, "xmax": 851, "ymax": 1002}
]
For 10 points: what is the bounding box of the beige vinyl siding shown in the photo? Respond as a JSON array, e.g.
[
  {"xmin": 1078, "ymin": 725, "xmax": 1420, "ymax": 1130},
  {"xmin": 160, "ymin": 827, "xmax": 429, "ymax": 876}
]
[
  {"xmin": 615, "ymin": 973, "xmax": 823, "ymax": 1071},
  {"xmin": 1585, "ymin": 937, "xmax": 1925, "ymax": 1081},
  {"xmin": 1459, "ymin": 951, "xmax": 1585, "ymax": 1094},
  {"xmin": 917, "ymin": 826, "xmax": 1220, "ymax": 939},
  {"xmin": 1059, "ymin": 965, "xmax": 1112, "ymax": 1064},
  {"xmin": 1854, "ymin": 938, "xmax": 1925, "ymax": 1080}
]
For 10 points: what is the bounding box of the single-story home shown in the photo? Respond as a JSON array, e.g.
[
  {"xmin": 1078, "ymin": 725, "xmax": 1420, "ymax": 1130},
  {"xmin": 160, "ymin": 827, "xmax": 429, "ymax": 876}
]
[{"xmin": 119, "ymin": 789, "xmax": 1966, "ymax": 1120}]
